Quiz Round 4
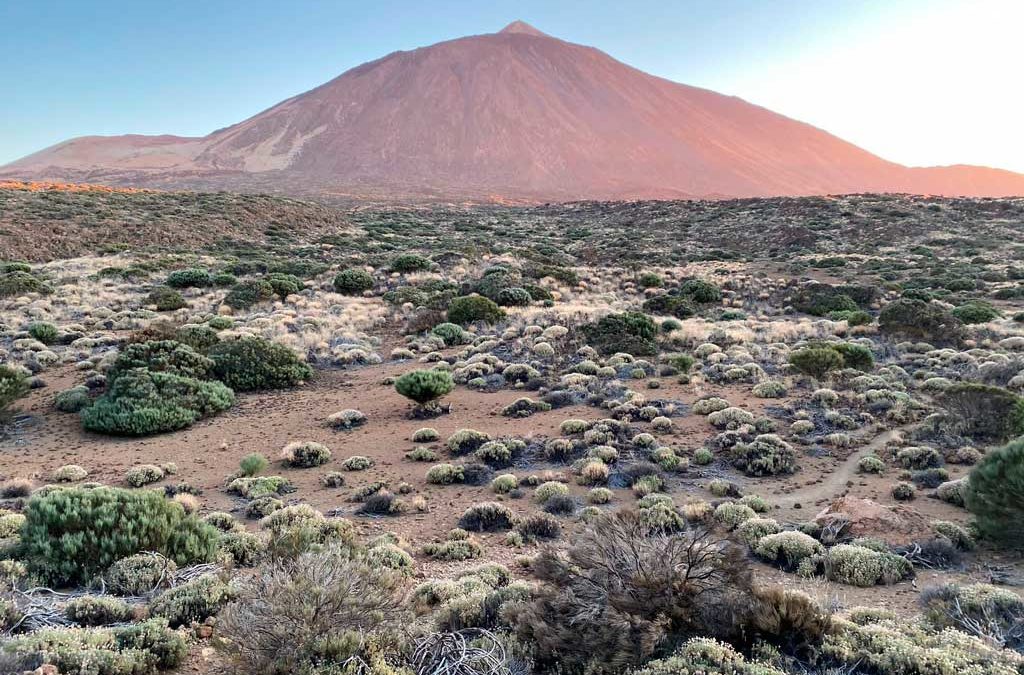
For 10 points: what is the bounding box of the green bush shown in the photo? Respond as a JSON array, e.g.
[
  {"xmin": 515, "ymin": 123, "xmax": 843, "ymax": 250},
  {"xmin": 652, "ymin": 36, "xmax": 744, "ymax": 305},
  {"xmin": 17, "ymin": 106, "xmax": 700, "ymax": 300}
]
[
  {"xmin": 642, "ymin": 294, "xmax": 695, "ymax": 319},
  {"xmin": 830, "ymin": 342, "xmax": 874, "ymax": 371},
  {"xmin": 103, "ymin": 553, "xmax": 178, "ymax": 595},
  {"xmin": 20, "ymin": 487, "xmax": 219, "ymax": 585},
  {"xmin": 447, "ymin": 294, "xmax": 505, "ymax": 325},
  {"xmin": 146, "ymin": 286, "xmax": 186, "ymax": 311},
  {"xmin": 395, "ymin": 369, "xmax": 454, "ymax": 406},
  {"xmin": 165, "ymin": 268, "xmax": 212, "ymax": 288},
  {"xmin": 788, "ymin": 346, "xmax": 844, "ymax": 378},
  {"xmin": 0, "ymin": 270, "xmax": 50, "ymax": 298},
  {"xmin": 951, "ymin": 300, "xmax": 1000, "ymax": 324},
  {"xmin": 209, "ymin": 337, "xmax": 312, "ymax": 391},
  {"xmin": 265, "ymin": 273, "xmax": 303, "ymax": 300},
  {"xmin": 497, "ymin": 286, "xmax": 532, "ymax": 307},
  {"xmin": 638, "ymin": 272, "xmax": 663, "ymax": 288},
  {"xmin": 55, "ymin": 385, "xmax": 92, "ymax": 413},
  {"xmin": 679, "ymin": 279, "xmax": 721, "ymax": 303},
  {"xmin": 108, "ymin": 340, "xmax": 214, "ymax": 383},
  {"xmin": 730, "ymin": 434, "xmax": 797, "ymax": 476},
  {"xmin": 879, "ymin": 299, "xmax": 963, "ymax": 343},
  {"xmin": 64, "ymin": 595, "xmax": 132, "ymax": 626},
  {"xmin": 173, "ymin": 324, "xmax": 220, "ymax": 351},
  {"xmin": 0, "ymin": 365, "xmax": 29, "ymax": 417},
  {"xmin": 966, "ymin": 438, "xmax": 1024, "ymax": 546},
  {"xmin": 82, "ymin": 368, "xmax": 234, "ymax": 436},
  {"xmin": 281, "ymin": 441, "xmax": 332, "ymax": 468},
  {"xmin": 224, "ymin": 279, "xmax": 275, "ymax": 310},
  {"xmin": 27, "ymin": 321, "xmax": 59, "ymax": 344},
  {"xmin": 431, "ymin": 322, "xmax": 466, "ymax": 346},
  {"xmin": 582, "ymin": 311, "xmax": 658, "ymax": 356},
  {"xmin": 332, "ymin": 268, "xmax": 374, "ymax": 294},
  {"xmin": 239, "ymin": 453, "xmax": 269, "ymax": 476},
  {"xmin": 391, "ymin": 253, "xmax": 431, "ymax": 273}
]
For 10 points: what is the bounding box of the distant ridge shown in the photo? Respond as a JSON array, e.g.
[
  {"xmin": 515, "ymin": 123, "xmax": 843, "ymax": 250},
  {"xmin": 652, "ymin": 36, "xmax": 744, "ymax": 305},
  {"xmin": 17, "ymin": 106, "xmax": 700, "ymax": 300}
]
[{"xmin": 4, "ymin": 21, "xmax": 1023, "ymax": 200}]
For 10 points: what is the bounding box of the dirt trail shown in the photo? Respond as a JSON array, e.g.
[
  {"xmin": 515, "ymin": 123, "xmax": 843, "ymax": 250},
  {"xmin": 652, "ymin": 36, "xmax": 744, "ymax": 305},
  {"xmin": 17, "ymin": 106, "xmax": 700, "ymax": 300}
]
[{"xmin": 772, "ymin": 425, "xmax": 912, "ymax": 509}]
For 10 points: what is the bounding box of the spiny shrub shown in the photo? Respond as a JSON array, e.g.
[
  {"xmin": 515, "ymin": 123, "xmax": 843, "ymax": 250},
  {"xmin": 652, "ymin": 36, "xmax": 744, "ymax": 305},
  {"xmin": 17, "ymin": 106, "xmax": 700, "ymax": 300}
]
[
  {"xmin": 64, "ymin": 595, "xmax": 133, "ymax": 626},
  {"xmin": 951, "ymin": 300, "xmax": 1000, "ymax": 324},
  {"xmin": 391, "ymin": 253, "xmax": 431, "ymax": 272},
  {"xmin": 333, "ymin": 268, "xmax": 374, "ymax": 294},
  {"xmin": 431, "ymin": 322, "xmax": 467, "ymax": 346},
  {"xmin": 514, "ymin": 512, "xmax": 562, "ymax": 540},
  {"xmin": 879, "ymin": 298, "xmax": 964, "ymax": 343},
  {"xmin": 209, "ymin": 337, "xmax": 311, "ymax": 391},
  {"xmin": 447, "ymin": 428, "xmax": 491, "ymax": 455},
  {"xmin": 55, "ymin": 385, "xmax": 91, "ymax": 413},
  {"xmin": 81, "ymin": 368, "xmax": 234, "ymax": 436},
  {"xmin": 447, "ymin": 294, "xmax": 505, "ymax": 325},
  {"xmin": 820, "ymin": 544, "xmax": 913, "ymax": 587},
  {"xmin": 0, "ymin": 270, "xmax": 50, "ymax": 297},
  {"xmin": 281, "ymin": 441, "xmax": 332, "ymax": 468},
  {"xmin": 103, "ymin": 553, "xmax": 178, "ymax": 595},
  {"xmin": 426, "ymin": 463, "xmax": 465, "ymax": 485},
  {"xmin": 582, "ymin": 311, "xmax": 658, "ymax": 356},
  {"xmin": 730, "ymin": 434, "xmax": 797, "ymax": 476},
  {"xmin": 125, "ymin": 464, "xmax": 165, "ymax": 487},
  {"xmin": 20, "ymin": 487, "xmax": 218, "ymax": 585},
  {"xmin": 341, "ymin": 455, "xmax": 372, "ymax": 471},
  {"xmin": 423, "ymin": 529, "xmax": 483, "ymax": 561},
  {"xmin": 265, "ymin": 272, "xmax": 303, "ymax": 300},
  {"xmin": 966, "ymin": 437, "xmax": 1024, "ymax": 546},
  {"xmin": 755, "ymin": 531, "xmax": 824, "ymax": 570},
  {"xmin": 149, "ymin": 573, "xmax": 233, "ymax": 627},
  {"xmin": 459, "ymin": 502, "xmax": 515, "ymax": 532},
  {"xmin": 858, "ymin": 455, "xmax": 886, "ymax": 474},
  {"xmin": 920, "ymin": 583, "xmax": 1023, "ymax": 649},
  {"xmin": 937, "ymin": 383, "xmax": 1024, "ymax": 441}
]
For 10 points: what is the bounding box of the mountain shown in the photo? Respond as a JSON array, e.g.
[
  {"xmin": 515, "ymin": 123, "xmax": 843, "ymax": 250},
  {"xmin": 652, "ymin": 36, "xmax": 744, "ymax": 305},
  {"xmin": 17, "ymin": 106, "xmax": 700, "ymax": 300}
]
[{"xmin": 4, "ymin": 21, "xmax": 1024, "ymax": 200}]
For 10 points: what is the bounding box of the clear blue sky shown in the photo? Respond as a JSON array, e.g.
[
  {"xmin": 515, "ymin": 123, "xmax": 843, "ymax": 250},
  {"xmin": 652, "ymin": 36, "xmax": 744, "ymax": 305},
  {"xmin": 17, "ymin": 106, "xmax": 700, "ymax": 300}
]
[{"xmin": 2, "ymin": 0, "xmax": 1021, "ymax": 171}]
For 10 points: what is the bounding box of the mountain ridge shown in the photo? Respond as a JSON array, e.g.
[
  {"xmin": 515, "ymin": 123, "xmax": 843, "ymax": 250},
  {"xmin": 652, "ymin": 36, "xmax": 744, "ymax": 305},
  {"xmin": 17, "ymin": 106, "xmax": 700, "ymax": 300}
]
[{"xmin": 4, "ymin": 21, "xmax": 1023, "ymax": 200}]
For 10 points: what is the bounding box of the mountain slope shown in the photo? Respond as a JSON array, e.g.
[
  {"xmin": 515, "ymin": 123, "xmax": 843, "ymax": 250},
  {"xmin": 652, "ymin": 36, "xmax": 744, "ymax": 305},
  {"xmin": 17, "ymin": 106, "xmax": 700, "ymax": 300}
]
[{"xmin": 4, "ymin": 21, "xmax": 1023, "ymax": 200}]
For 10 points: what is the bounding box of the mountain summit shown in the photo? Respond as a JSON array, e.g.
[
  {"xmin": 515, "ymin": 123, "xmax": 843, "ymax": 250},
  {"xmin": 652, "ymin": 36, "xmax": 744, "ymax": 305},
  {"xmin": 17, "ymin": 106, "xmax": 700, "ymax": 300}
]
[{"xmin": 4, "ymin": 23, "xmax": 1024, "ymax": 200}]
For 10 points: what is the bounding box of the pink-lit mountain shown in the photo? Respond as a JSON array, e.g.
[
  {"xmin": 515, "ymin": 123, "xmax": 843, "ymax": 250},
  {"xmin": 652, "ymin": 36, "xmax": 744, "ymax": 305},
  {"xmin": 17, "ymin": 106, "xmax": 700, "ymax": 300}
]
[{"xmin": 4, "ymin": 21, "xmax": 1023, "ymax": 200}]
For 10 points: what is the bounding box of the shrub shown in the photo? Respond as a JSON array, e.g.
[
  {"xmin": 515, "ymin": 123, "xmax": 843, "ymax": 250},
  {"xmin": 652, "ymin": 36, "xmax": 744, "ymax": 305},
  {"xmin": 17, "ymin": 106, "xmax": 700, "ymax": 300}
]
[
  {"xmin": 459, "ymin": 502, "xmax": 515, "ymax": 531},
  {"xmin": 173, "ymin": 324, "xmax": 220, "ymax": 351},
  {"xmin": 789, "ymin": 346, "xmax": 844, "ymax": 378},
  {"xmin": 332, "ymin": 268, "xmax": 374, "ymax": 294},
  {"xmin": 510, "ymin": 510, "xmax": 754, "ymax": 673},
  {"xmin": 679, "ymin": 279, "xmax": 721, "ymax": 303},
  {"xmin": 937, "ymin": 383, "xmax": 1024, "ymax": 441},
  {"xmin": 423, "ymin": 530, "xmax": 483, "ymax": 561},
  {"xmin": 126, "ymin": 464, "xmax": 165, "ymax": 487},
  {"xmin": 752, "ymin": 380, "xmax": 787, "ymax": 398},
  {"xmin": 81, "ymin": 368, "xmax": 234, "ymax": 436},
  {"xmin": 966, "ymin": 437, "xmax": 1024, "ymax": 545},
  {"xmin": 896, "ymin": 446, "xmax": 943, "ymax": 470},
  {"xmin": 52, "ymin": 464, "xmax": 89, "ymax": 482},
  {"xmin": 395, "ymin": 369, "xmax": 454, "ymax": 408},
  {"xmin": 920, "ymin": 583, "xmax": 1023, "ymax": 649},
  {"xmin": 492, "ymin": 474, "xmax": 519, "ymax": 494},
  {"xmin": 501, "ymin": 397, "xmax": 551, "ymax": 417},
  {"xmin": 693, "ymin": 448, "xmax": 714, "ymax": 465},
  {"xmin": 405, "ymin": 447, "xmax": 439, "ymax": 462},
  {"xmin": 730, "ymin": 434, "xmax": 797, "ymax": 476},
  {"xmin": 755, "ymin": 531, "xmax": 824, "ymax": 570},
  {"xmin": 821, "ymin": 544, "xmax": 913, "ymax": 586},
  {"xmin": 108, "ymin": 340, "xmax": 214, "ymax": 383},
  {"xmin": 858, "ymin": 455, "xmax": 886, "ymax": 474},
  {"xmin": 736, "ymin": 517, "xmax": 782, "ymax": 547},
  {"xmin": 224, "ymin": 279, "xmax": 275, "ymax": 310},
  {"xmin": 165, "ymin": 268, "xmax": 212, "ymax": 288},
  {"xmin": 341, "ymin": 455, "xmax": 373, "ymax": 471},
  {"xmin": 447, "ymin": 428, "xmax": 491, "ymax": 455},
  {"xmin": 879, "ymin": 298, "xmax": 964, "ymax": 343},
  {"xmin": 831, "ymin": 342, "xmax": 875, "ymax": 371},
  {"xmin": 150, "ymin": 573, "xmax": 233, "ymax": 627},
  {"xmin": 0, "ymin": 365, "xmax": 29, "ymax": 416},
  {"xmin": 54, "ymin": 385, "xmax": 91, "ymax": 413},
  {"xmin": 103, "ymin": 552, "xmax": 178, "ymax": 595},
  {"xmin": 1, "ymin": 618, "xmax": 187, "ymax": 673},
  {"xmin": 582, "ymin": 311, "xmax": 658, "ymax": 356},
  {"xmin": 20, "ymin": 487, "xmax": 218, "ymax": 585},
  {"xmin": 391, "ymin": 253, "xmax": 431, "ymax": 272},
  {"xmin": 326, "ymin": 408, "xmax": 366, "ymax": 430},
  {"xmin": 514, "ymin": 512, "xmax": 562, "ymax": 540},
  {"xmin": 714, "ymin": 503, "xmax": 757, "ymax": 529},
  {"xmin": 27, "ymin": 321, "xmax": 59, "ymax": 344},
  {"xmin": 217, "ymin": 549, "xmax": 408, "ymax": 674},
  {"xmin": 0, "ymin": 270, "xmax": 50, "ymax": 297},
  {"xmin": 497, "ymin": 286, "xmax": 532, "ymax": 307},
  {"xmin": 892, "ymin": 481, "xmax": 916, "ymax": 500},
  {"xmin": 64, "ymin": 595, "xmax": 132, "ymax": 626},
  {"xmin": 951, "ymin": 300, "xmax": 1000, "ymax": 324},
  {"xmin": 220, "ymin": 531, "xmax": 266, "ymax": 567},
  {"xmin": 281, "ymin": 441, "xmax": 332, "ymax": 468},
  {"xmin": 209, "ymin": 337, "xmax": 312, "ymax": 391},
  {"xmin": 534, "ymin": 481, "xmax": 570, "ymax": 504},
  {"xmin": 430, "ymin": 322, "xmax": 466, "ymax": 346},
  {"xmin": 629, "ymin": 637, "xmax": 785, "ymax": 675},
  {"xmin": 239, "ymin": 452, "xmax": 269, "ymax": 476},
  {"xmin": 936, "ymin": 476, "xmax": 968, "ymax": 506},
  {"xmin": 447, "ymin": 294, "xmax": 505, "ymax": 325},
  {"xmin": 426, "ymin": 463, "xmax": 465, "ymax": 485},
  {"xmin": 147, "ymin": 286, "xmax": 186, "ymax": 311},
  {"xmin": 412, "ymin": 427, "xmax": 439, "ymax": 442}
]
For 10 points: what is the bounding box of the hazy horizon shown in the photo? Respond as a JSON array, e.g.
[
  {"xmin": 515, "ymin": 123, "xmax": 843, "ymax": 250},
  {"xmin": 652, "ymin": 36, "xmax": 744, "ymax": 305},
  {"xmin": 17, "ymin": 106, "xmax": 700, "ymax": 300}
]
[{"xmin": 2, "ymin": 0, "xmax": 1021, "ymax": 174}]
